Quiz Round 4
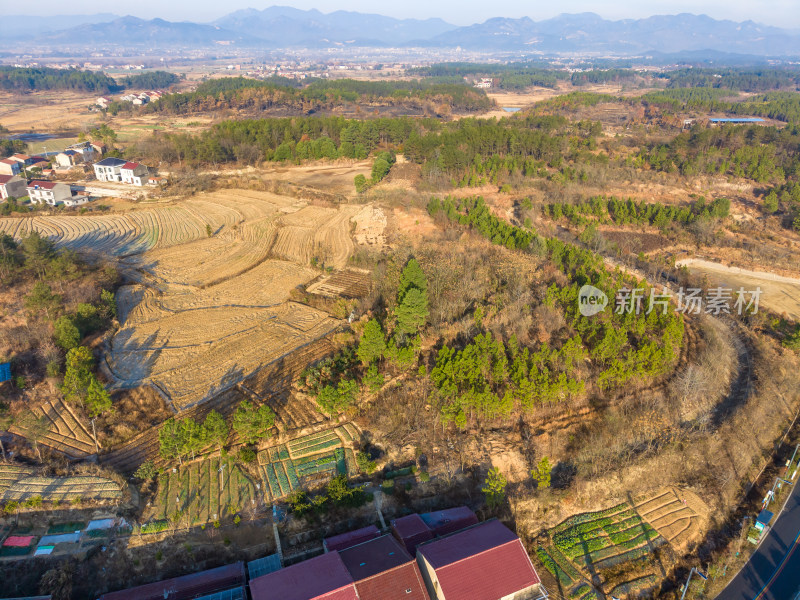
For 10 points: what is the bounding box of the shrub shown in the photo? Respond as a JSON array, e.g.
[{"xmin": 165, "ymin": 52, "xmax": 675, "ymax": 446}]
[
  {"xmin": 419, "ymin": 471, "xmax": 430, "ymax": 482},
  {"xmin": 237, "ymin": 446, "xmax": 257, "ymax": 463}
]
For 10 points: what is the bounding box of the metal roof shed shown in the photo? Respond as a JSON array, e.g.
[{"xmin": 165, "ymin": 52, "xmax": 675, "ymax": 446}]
[
  {"xmin": 419, "ymin": 506, "xmax": 478, "ymax": 537},
  {"xmin": 97, "ymin": 562, "xmax": 246, "ymax": 600},
  {"xmin": 323, "ymin": 524, "xmax": 380, "ymax": 552},
  {"xmin": 391, "ymin": 513, "xmax": 434, "ymax": 555}
]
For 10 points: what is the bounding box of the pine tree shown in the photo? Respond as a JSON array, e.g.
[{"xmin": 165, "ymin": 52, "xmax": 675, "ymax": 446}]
[
  {"xmin": 86, "ymin": 376, "xmax": 112, "ymax": 418},
  {"xmin": 61, "ymin": 346, "xmax": 94, "ymax": 405},
  {"xmin": 482, "ymin": 467, "xmax": 507, "ymax": 510},
  {"xmin": 357, "ymin": 319, "xmax": 386, "ymax": 365},
  {"xmin": 533, "ymin": 456, "xmax": 552, "ymax": 489}
]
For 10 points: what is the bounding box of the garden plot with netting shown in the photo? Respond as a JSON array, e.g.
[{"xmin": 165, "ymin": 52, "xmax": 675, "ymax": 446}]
[
  {"xmin": 538, "ymin": 501, "xmax": 669, "ymax": 598},
  {"xmin": 257, "ymin": 425, "xmax": 359, "ymax": 501},
  {"xmin": 149, "ymin": 455, "xmax": 256, "ymax": 526}
]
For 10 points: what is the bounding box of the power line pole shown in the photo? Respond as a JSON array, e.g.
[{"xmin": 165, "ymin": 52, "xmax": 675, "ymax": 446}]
[
  {"xmin": 90, "ymin": 417, "xmax": 99, "ymax": 455},
  {"xmin": 680, "ymin": 567, "xmax": 707, "ymax": 600}
]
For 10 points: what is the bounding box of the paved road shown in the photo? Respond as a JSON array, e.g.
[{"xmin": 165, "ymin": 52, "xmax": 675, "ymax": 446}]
[{"xmin": 717, "ymin": 479, "xmax": 800, "ymax": 600}]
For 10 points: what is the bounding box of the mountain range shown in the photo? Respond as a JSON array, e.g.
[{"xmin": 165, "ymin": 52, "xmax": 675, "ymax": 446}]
[{"xmin": 4, "ymin": 7, "xmax": 800, "ymax": 57}]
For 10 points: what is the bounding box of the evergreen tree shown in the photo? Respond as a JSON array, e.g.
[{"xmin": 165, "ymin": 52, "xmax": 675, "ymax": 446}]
[
  {"xmin": 85, "ymin": 377, "xmax": 112, "ymax": 418},
  {"xmin": 232, "ymin": 400, "xmax": 276, "ymax": 444},
  {"xmin": 61, "ymin": 346, "xmax": 94, "ymax": 405},
  {"xmin": 203, "ymin": 410, "xmax": 229, "ymax": 450},
  {"xmin": 533, "ymin": 456, "xmax": 552, "ymax": 489},
  {"xmin": 482, "ymin": 467, "xmax": 507, "ymax": 510},
  {"xmin": 357, "ymin": 319, "xmax": 386, "ymax": 365}
]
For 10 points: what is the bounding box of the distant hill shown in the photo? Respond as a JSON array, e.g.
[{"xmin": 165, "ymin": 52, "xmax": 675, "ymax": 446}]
[
  {"xmin": 426, "ymin": 12, "xmax": 800, "ymax": 56},
  {"xmin": 212, "ymin": 6, "xmax": 457, "ymax": 47},
  {"xmin": 0, "ymin": 13, "xmax": 119, "ymax": 40},
  {"xmin": 35, "ymin": 16, "xmax": 258, "ymax": 47},
  {"xmin": 8, "ymin": 8, "xmax": 800, "ymax": 57}
]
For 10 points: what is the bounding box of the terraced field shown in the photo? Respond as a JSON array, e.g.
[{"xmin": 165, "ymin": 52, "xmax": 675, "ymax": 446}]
[
  {"xmin": 633, "ymin": 487, "xmax": 706, "ymax": 552},
  {"xmin": 148, "ymin": 455, "xmax": 256, "ymax": 525},
  {"xmin": 257, "ymin": 424, "xmax": 360, "ymax": 501},
  {"xmin": 0, "ymin": 464, "xmax": 123, "ymax": 503},
  {"xmin": 306, "ymin": 268, "xmax": 372, "ymax": 299},
  {"xmin": 538, "ymin": 499, "xmax": 674, "ymax": 598},
  {"xmin": 9, "ymin": 398, "xmax": 96, "ymax": 458},
  {"xmin": 101, "ymin": 338, "xmax": 336, "ymax": 474}
]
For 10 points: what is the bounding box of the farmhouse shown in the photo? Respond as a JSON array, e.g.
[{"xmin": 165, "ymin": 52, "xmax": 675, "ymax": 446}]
[
  {"xmin": 93, "ymin": 157, "xmax": 127, "ymax": 182},
  {"xmin": 120, "ymin": 161, "xmax": 149, "ymax": 185},
  {"xmin": 26, "ymin": 180, "xmax": 72, "ymax": 206},
  {"xmin": 415, "ymin": 520, "xmax": 547, "ymax": 600},
  {"xmin": 55, "ymin": 150, "xmax": 82, "ymax": 168},
  {"xmin": 65, "ymin": 141, "xmax": 96, "ymax": 162},
  {"xmin": 249, "ymin": 551, "xmax": 358, "ymax": 600},
  {"xmin": 0, "ymin": 158, "xmax": 21, "ymax": 176},
  {"xmin": 8, "ymin": 153, "xmax": 36, "ymax": 165},
  {"xmin": 0, "ymin": 174, "xmax": 26, "ymax": 200},
  {"xmin": 63, "ymin": 195, "xmax": 90, "ymax": 208},
  {"xmin": 339, "ymin": 535, "xmax": 431, "ymax": 600}
]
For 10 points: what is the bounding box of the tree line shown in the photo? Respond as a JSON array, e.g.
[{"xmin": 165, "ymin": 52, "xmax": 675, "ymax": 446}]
[
  {"xmin": 139, "ymin": 76, "xmax": 492, "ymax": 115},
  {"xmin": 0, "ymin": 66, "xmax": 177, "ymax": 94}
]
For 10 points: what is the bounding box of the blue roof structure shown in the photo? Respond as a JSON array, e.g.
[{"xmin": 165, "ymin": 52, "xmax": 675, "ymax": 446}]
[
  {"xmin": 710, "ymin": 118, "xmax": 765, "ymax": 123},
  {"xmin": 0, "ymin": 362, "xmax": 10, "ymax": 383},
  {"xmin": 756, "ymin": 509, "xmax": 774, "ymax": 526},
  {"xmin": 247, "ymin": 554, "xmax": 282, "ymax": 580},
  {"xmin": 194, "ymin": 588, "xmax": 246, "ymax": 600}
]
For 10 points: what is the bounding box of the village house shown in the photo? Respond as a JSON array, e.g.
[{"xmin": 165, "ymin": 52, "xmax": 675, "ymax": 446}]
[
  {"xmin": 26, "ymin": 180, "xmax": 72, "ymax": 206},
  {"xmin": 65, "ymin": 141, "xmax": 96, "ymax": 162},
  {"xmin": 96, "ymin": 96, "xmax": 111, "ymax": 109},
  {"xmin": 90, "ymin": 141, "xmax": 107, "ymax": 156},
  {"xmin": 415, "ymin": 520, "xmax": 548, "ymax": 600},
  {"xmin": 8, "ymin": 153, "xmax": 37, "ymax": 166},
  {"xmin": 55, "ymin": 150, "xmax": 82, "ymax": 168},
  {"xmin": 120, "ymin": 161, "xmax": 149, "ymax": 186},
  {"xmin": 93, "ymin": 157, "xmax": 127, "ymax": 182},
  {"xmin": 63, "ymin": 195, "xmax": 90, "ymax": 208},
  {"xmin": 0, "ymin": 158, "xmax": 21, "ymax": 176},
  {"xmin": 0, "ymin": 175, "xmax": 27, "ymax": 200},
  {"xmin": 249, "ymin": 551, "xmax": 358, "ymax": 600}
]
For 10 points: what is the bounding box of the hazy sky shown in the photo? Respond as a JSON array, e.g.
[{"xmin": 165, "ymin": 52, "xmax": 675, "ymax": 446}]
[{"xmin": 16, "ymin": 0, "xmax": 800, "ymax": 29}]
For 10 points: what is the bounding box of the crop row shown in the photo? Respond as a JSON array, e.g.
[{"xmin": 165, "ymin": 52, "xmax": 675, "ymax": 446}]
[
  {"xmin": 609, "ymin": 574, "xmax": 659, "ymax": 598},
  {"xmin": 291, "ymin": 437, "xmax": 342, "ymax": 458},
  {"xmin": 551, "ymin": 503, "xmax": 630, "ymax": 534},
  {"xmin": 288, "ymin": 430, "xmax": 340, "ymax": 453},
  {"xmin": 536, "ymin": 547, "xmax": 577, "ymax": 588}
]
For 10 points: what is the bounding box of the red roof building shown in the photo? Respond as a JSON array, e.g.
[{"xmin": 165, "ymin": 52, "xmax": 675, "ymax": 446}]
[
  {"xmin": 339, "ymin": 535, "xmax": 430, "ymax": 600},
  {"xmin": 415, "ymin": 520, "xmax": 546, "ymax": 600},
  {"xmin": 420, "ymin": 506, "xmax": 479, "ymax": 537},
  {"xmin": 97, "ymin": 562, "xmax": 246, "ymax": 600},
  {"xmin": 249, "ymin": 551, "xmax": 358, "ymax": 600},
  {"xmin": 323, "ymin": 524, "xmax": 380, "ymax": 552},
  {"xmin": 391, "ymin": 513, "xmax": 434, "ymax": 555}
]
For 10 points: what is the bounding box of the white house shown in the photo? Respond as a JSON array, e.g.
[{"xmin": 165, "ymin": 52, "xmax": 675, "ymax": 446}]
[
  {"xmin": 26, "ymin": 180, "xmax": 72, "ymax": 206},
  {"xmin": 120, "ymin": 162, "xmax": 149, "ymax": 186},
  {"xmin": 0, "ymin": 175, "xmax": 27, "ymax": 200},
  {"xmin": 93, "ymin": 157, "xmax": 127, "ymax": 182},
  {"xmin": 63, "ymin": 196, "xmax": 90, "ymax": 207},
  {"xmin": 96, "ymin": 97, "xmax": 111, "ymax": 109}
]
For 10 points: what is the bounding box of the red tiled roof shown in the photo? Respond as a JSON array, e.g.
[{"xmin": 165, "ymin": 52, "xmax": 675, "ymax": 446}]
[
  {"xmin": 339, "ymin": 536, "xmax": 430, "ymax": 600},
  {"xmin": 27, "ymin": 180, "xmax": 59, "ymax": 190},
  {"xmin": 391, "ymin": 514, "xmax": 433, "ymax": 555},
  {"xmin": 417, "ymin": 520, "xmax": 541, "ymax": 600},
  {"xmin": 324, "ymin": 525, "xmax": 380, "ymax": 552},
  {"xmin": 121, "ymin": 162, "xmax": 140, "ymax": 170},
  {"xmin": 0, "ymin": 158, "xmax": 17, "ymax": 165},
  {"xmin": 0, "ymin": 174, "xmax": 18, "ymax": 184},
  {"xmin": 354, "ymin": 562, "xmax": 431, "ymax": 600},
  {"xmin": 249, "ymin": 552, "xmax": 357, "ymax": 600}
]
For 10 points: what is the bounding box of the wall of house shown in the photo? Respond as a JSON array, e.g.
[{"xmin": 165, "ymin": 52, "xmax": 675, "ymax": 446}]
[{"xmin": 416, "ymin": 555, "xmax": 443, "ymax": 600}]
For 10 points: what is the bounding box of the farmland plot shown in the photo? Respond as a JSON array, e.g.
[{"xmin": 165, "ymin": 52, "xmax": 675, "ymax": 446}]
[
  {"xmin": 306, "ymin": 268, "xmax": 372, "ymax": 299},
  {"xmin": 9, "ymin": 398, "xmax": 96, "ymax": 458},
  {"xmin": 540, "ymin": 500, "xmax": 675, "ymax": 597},
  {"xmin": 150, "ymin": 455, "xmax": 256, "ymax": 524},
  {"xmin": 0, "ymin": 466, "xmax": 122, "ymax": 503},
  {"xmin": 256, "ymin": 425, "xmax": 359, "ymax": 500}
]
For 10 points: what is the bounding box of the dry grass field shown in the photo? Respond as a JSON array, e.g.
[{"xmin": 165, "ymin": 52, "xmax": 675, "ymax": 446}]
[{"xmin": 0, "ymin": 188, "xmax": 385, "ymax": 411}]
